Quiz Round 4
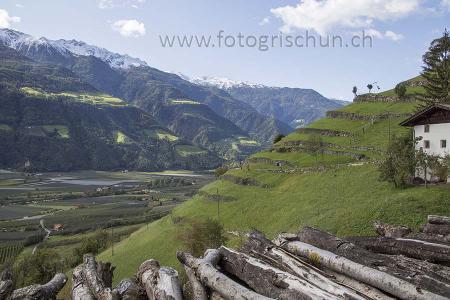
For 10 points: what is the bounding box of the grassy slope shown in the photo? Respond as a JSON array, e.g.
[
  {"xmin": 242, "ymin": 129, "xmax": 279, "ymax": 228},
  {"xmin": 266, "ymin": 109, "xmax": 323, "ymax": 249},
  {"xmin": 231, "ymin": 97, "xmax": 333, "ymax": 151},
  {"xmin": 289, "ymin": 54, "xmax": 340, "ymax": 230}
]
[{"xmin": 98, "ymin": 90, "xmax": 450, "ymax": 284}]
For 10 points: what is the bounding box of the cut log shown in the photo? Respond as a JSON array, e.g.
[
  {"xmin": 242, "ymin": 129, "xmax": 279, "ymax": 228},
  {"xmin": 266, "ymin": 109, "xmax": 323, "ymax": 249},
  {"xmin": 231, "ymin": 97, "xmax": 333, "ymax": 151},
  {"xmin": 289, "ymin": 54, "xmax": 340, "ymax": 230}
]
[
  {"xmin": 421, "ymin": 223, "xmax": 450, "ymax": 236},
  {"xmin": 113, "ymin": 278, "xmax": 143, "ymax": 300},
  {"xmin": 219, "ymin": 246, "xmax": 358, "ymax": 300},
  {"xmin": 10, "ymin": 273, "xmax": 67, "ymax": 300},
  {"xmin": 428, "ymin": 215, "xmax": 450, "ymax": 225},
  {"xmin": 0, "ymin": 279, "xmax": 13, "ymax": 300},
  {"xmin": 373, "ymin": 221, "xmax": 412, "ymax": 238},
  {"xmin": 275, "ymin": 237, "xmax": 447, "ymax": 300},
  {"xmin": 183, "ymin": 266, "xmax": 207, "ymax": 300},
  {"xmin": 293, "ymin": 227, "xmax": 450, "ymax": 298},
  {"xmin": 97, "ymin": 262, "xmax": 115, "ymax": 289},
  {"xmin": 137, "ymin": 259, "xmax": 183, "ymax": 300},
  {"xmin": 177, "ymin": 249, "xmax": 273, "ymax": 300},
  {"xmin": 0, "ymin": 269, "xmax": 13, "ymax": 300},
  {"xmin": 347, "ymin": 236, "xmax": 450, "ymax": 264},
  {"xmin": 72, "ymin": 265, "xmax": 95, "ymax": 300},
  {"xmin": 82, "ymin": 254, "xmax": 118, "ymax": 300},
  {"xmin": 242, "ymin": 231, "xmax": 372, "ymax": 300}
]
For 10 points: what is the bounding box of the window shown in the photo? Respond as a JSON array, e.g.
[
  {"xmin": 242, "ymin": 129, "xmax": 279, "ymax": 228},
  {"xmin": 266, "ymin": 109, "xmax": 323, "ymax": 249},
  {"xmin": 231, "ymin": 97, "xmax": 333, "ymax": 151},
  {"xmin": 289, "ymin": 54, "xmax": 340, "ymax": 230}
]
[
  {"xmin": 442, "ymin": 140, "xmax": 447, "ymax": 149},
  {"xmin": 424, "ymin": 125, "xmax": 430, "ymax": 133},
  {"xmin": 424, "ymin": 140, "xmax": 430, "ymax": 149}
]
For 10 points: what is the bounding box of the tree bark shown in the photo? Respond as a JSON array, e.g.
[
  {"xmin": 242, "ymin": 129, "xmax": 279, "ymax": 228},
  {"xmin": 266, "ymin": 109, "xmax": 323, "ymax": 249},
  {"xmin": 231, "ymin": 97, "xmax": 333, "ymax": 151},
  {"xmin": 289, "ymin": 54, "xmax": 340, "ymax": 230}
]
[
  {"xmin": 97, "ymin": 262, "xmax": 115, "ymax": 289},
  {"xmin": 113, "ymin": 278, "xmax": 144, "ymax": 300},
  {"xmin": 242, "ymin": 231, "xmax": 370, "ymax": 300},
  {"xmin": 294, "ymin": 227, "xmax": 450, "ymax": 298},
  {"xmin": 421, "ymin": 223, "xmax": 450, "ymax": 236},
  {"xmin": 72, "ymin": 265, "xmax": 95, "ymax": 300},
  {"xmin": 177, "ymin": 249, "xmax": 273, "ymax": 300},
  {"xmin": 428, "ymin": 215, "xmax": 450, "ymax": 225},
  {"xmin": 183, "ymin": 266, "xmax": 207, "ymax": 300},
  {"xmin": 275, "ymin": 237, "xmax": 447, "ymax": 300},
  {"xmin": 347, "ymin": 236, "xmax": 450, "ymax": 264},
  {"xmin": 10, "ymin": 273, "xmax": 67, "ymax": 300},
  {"xmin": 219, "ymin": 246, "xmax": 357, "ymax": 300},
  {"xmin": 0, "ymin": 279, "xmax": 13, "ymax": 300},
  {"xmin": 82, "ymin": 254, "xmax": 118, "ymax": 300},
  {"xmin": 137, "ymin": 259, "xmax": 183, "ymax": 300}
]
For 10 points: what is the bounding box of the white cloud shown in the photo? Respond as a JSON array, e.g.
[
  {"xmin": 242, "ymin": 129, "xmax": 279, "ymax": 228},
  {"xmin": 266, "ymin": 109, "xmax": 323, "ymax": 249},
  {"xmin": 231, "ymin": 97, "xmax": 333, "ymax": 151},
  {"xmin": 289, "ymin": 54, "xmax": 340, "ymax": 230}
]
[
  {"xmin": 385, "ymin": 30, "xmax": 404, "ymax": 41},
  {"xmin": 259, "ymin": 17, "xmax": 270, "ymax": 26},
  {"xmin": 442, "ymin": 0, "xmax": 450, "ymax": 10},
  {"xmin": 15, "ymin": 4, "xmax": 24, "ymax": 8},
  {"xmin": 99, "ymin": 0, "xmax": 145, "ymax": 9},
  {"xmin": 271, "ymin": 0, "xmax": 420, "ymax": 35},
  {"xmin": 363, "ymin": 29, "xmax": 404, "ymax": 41},
  {"xmin": 0, "ymin": 9, "xmax": 20, "ymax": 28},
  {"xmin": 112, "ymin": 19, "xmax": 146, "ymax": 38}
]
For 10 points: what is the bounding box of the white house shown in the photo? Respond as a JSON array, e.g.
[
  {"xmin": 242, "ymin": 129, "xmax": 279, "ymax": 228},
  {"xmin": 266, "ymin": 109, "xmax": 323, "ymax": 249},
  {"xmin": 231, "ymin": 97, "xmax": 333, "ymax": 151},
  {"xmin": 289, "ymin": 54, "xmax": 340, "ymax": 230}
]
[{"xmin": 400, "ymin": 104, "xmax": 450, "ymax": 182}]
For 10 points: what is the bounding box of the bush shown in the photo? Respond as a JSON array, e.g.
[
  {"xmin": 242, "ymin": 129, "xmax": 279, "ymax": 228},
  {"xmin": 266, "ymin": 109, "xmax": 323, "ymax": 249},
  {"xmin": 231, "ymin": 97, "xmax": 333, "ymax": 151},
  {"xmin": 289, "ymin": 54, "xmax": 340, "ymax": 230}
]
[
  {"xmin": 72, "ymin": 230, "xmax": 109, "ymax": 266},
  {"xmin": 379, "ymin": 133, "xmax": 416, "ymax": 188},
  {"xmin": 178, "ymin": 219, "xmax": 228, "ymax": 257},
  {"xmin": 394, "ymin": 83, "xmax": 407, "ymax": 98},
  {"xmin": 214, "ymin": 167, "xmax": 228, "ymax": 178},
  {"xmin": 14, "ymin": 248, "xmax": 65, "ymax": 287},
  {"xmin": 273, "ymin": 134, "xmax": 285, "ymax": 144}
]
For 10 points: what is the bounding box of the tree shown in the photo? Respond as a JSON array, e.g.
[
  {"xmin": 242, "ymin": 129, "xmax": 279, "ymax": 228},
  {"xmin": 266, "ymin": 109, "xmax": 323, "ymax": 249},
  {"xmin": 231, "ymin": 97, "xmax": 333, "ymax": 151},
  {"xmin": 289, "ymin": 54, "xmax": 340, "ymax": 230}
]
[
  {"xmin": 379, "ymin": 133, "xmax": 416, "ymax": 188},
  {"xmin": 273, "ymin": 134, "xmax": 285, "ymax": 144},
  {"xmin": 395, "ymin": 83, "xmax": 407, "ymax": 99},
  {"xmin": 352, "ymin": 86, "xmax": 358, "ymax": 97},
  {"xmin": 415, "ymin": 150, "xmax": 441, "ymax": 188},
  {"xmin": 14, "ymin": 248, "xmax": 65, "ymax": 287},
  {"xmin": 214, "ymin": 166, "xmax": 228, "ymax": 178},
  {"xmin": 178, "ymin": 219, "xmax": 228, "ymax": 257},
  {"xmin": 367, "ymin": 84, "xmax": 373, "ymax": 93},
  {"xmin": 421, "ymin": 29, "xmax": 450, "ymax": 104}
]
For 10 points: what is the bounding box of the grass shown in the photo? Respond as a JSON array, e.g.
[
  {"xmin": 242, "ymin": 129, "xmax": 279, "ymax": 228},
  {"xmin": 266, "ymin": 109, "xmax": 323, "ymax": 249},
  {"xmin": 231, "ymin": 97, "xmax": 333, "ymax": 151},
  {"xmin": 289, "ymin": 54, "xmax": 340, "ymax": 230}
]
[
  {"xmin": 378, "ymin": 86, "xmax": 425, "ymax": 97},
  {"xmin": 20, "ymin": 87, "xmax": 125, "ymax": 106},
  {"xmin": 0, "ymin": 124, "xmax": 12, "ymax": 131},
  {"xmin": 157, "ymin": 132, "xmax": 179, "ymax": 142},
  {"xmin": 41, "ymin": 125, "xmax": 70, "ymax": 139},
  {"xmin": 114, "ymin": 131, "xmax": 132, "ymax": 144},
  {"xmin": 170, "ymin": 99, "xmax": 201, "ymax": 105},
  {"xmin": 334, "ymin": 102, "xmax": 420, "ymax": 115},
  {"xmin": 98, "ymin": 165, "xmax": 450, "ymax": 284},
  {"xmin": 176, "ymin": 145, "xmax": 207, "ymax": 157},
  {"xmin": 308, "ymin": 118, "xmax": 367, "ymax": 132},
  {"xmin": 250, "ymin": 151, "xmax": 355, "ymax": 167}
]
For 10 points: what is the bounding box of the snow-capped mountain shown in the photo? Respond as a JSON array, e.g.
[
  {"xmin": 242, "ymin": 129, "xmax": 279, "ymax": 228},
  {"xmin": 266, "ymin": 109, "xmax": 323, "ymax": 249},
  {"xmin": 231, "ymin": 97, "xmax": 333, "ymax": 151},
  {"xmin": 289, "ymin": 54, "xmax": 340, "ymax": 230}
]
[
  {"xmin": 0, "ymin": 28, "xmax": 147, "ymax": 69},
  {"xmin": 186, "ymin": 75, "xmax": 267, "ymax": 89}
]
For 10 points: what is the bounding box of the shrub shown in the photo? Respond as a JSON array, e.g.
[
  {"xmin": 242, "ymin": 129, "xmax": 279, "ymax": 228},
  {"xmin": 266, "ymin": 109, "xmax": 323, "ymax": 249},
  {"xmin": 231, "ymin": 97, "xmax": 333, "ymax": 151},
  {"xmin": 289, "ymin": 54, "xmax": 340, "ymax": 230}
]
[
  {"xmin": 14, "ymin": 248, "xmax": 65, "ymax": 287},
  {"xmin": 394, "ymin": 83, "xmax": 407, "ymax": 98},
  {"xmin": 178, "ymin": 219, "xmax": 228, "ymax": 257},
  {"xmin": 214, "ymin": 167, "xmax": 228, "ymax": 178},
  {"xmin": 379, "ymin": 133, "xmax": 416, "ymax": 188},
  {"xmin": 273, "ymin": 134, "xmax": 285, "ymax": 144}
]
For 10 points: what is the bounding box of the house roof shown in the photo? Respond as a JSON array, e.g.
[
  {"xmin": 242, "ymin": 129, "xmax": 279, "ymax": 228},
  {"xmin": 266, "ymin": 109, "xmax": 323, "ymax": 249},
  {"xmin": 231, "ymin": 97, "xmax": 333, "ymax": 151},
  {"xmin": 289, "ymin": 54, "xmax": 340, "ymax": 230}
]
[{"xmin": 400, "ymin": 104, "xmax": 450, "ymax": 127}]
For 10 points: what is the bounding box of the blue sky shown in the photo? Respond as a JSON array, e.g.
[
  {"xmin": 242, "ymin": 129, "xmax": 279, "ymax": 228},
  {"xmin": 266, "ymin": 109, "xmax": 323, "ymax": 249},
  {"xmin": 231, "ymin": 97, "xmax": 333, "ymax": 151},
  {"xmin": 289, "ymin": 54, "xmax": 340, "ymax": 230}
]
[{"xmin": 0, "ymin": 0, "xmax": 449, "ymax": 100}]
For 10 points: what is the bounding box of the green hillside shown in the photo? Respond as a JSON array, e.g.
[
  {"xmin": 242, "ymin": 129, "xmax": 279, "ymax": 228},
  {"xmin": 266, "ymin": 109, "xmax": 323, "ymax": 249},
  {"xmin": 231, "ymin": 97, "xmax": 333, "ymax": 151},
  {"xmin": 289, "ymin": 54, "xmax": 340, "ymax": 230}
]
[{"xmin": 98, "ymin": 83, "xmax": 450, "ymax": 284}]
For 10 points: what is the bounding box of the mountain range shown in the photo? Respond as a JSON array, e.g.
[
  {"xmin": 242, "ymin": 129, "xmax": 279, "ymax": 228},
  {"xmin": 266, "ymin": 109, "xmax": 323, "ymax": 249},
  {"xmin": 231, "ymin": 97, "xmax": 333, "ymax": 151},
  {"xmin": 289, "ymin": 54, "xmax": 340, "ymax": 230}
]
[{"xmin": 0, "ymin": 28, "xmax": 346, "ymax": 171}]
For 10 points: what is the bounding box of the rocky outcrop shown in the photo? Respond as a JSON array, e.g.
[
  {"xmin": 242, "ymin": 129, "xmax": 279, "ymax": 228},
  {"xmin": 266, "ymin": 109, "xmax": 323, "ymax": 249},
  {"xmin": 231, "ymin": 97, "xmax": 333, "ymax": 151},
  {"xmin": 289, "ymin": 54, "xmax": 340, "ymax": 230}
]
[
  {"xmin": 326, "ymin": 111, "xmax": 412, "ymax": 121},
  {"xmin": 354, "ymin": 94, "xmax": 417, "ymax": 103}
]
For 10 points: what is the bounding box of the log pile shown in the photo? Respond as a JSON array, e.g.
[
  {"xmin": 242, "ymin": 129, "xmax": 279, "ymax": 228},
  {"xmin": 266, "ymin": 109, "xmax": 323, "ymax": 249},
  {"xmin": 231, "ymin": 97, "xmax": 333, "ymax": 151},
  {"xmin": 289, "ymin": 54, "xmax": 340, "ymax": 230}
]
[{"xmin": 1, "ymin": 215, "xmax": 450, "ymax": 299}]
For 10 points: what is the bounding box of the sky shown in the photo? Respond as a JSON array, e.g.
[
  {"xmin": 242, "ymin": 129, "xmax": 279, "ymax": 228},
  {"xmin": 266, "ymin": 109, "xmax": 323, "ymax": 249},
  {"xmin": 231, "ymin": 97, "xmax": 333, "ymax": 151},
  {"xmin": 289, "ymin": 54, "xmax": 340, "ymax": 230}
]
[{"xmin": 0, "ymin": 0, "xmax": 449, "ymax": 101}]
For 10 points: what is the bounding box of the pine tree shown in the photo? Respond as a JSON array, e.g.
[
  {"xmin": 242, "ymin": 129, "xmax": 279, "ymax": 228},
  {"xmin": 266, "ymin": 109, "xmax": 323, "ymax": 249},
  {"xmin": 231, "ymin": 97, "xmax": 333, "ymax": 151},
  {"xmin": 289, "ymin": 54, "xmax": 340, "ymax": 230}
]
[{"xmin": 421, "ymin": 29, "xmax": 450, "ymax": 105}]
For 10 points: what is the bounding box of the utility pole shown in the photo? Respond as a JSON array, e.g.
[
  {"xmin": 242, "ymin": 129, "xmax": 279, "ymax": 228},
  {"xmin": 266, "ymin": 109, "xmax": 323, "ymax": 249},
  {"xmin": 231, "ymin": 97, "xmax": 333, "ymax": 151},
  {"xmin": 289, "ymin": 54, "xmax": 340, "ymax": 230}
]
[{"xmin": 111, "ymin": 226, "xmax": 114, "ymax": 257}]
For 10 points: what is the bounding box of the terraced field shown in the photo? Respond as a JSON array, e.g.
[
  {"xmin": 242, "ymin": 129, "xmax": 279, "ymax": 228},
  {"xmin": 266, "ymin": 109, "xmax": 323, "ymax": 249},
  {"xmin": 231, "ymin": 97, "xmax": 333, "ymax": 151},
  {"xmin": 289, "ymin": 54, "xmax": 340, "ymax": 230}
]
[{"xmin": 98, "ymin": 92, "xmax": 450, "ymax": 283}]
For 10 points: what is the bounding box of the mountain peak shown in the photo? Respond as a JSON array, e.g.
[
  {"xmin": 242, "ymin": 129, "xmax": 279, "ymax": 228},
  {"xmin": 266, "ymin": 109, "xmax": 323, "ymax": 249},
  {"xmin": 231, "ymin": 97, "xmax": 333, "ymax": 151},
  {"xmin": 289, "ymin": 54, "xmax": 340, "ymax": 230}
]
[
  {"xmin": 185, "ymin": 75, "xmax": 268, "ymax": 89},
  {"xmin": 0, "ymin": 28, "xmax": 147, "ymax": 70}
]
